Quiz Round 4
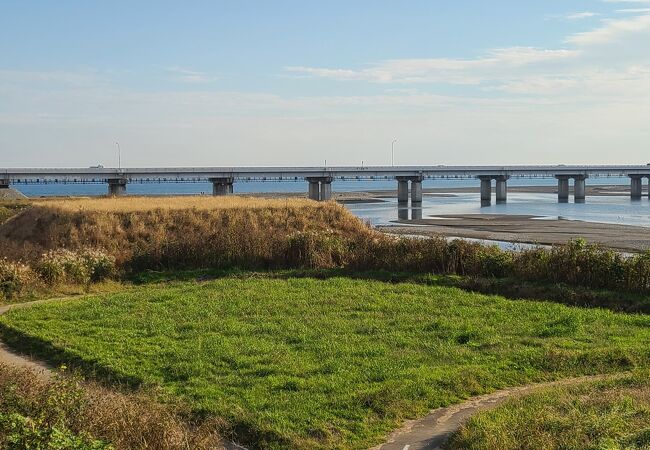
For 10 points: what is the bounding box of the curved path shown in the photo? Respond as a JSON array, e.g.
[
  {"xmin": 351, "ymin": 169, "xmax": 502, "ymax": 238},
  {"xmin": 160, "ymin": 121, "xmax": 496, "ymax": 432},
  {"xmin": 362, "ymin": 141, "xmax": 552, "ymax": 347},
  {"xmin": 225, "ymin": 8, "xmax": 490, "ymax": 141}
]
[
  {"xmin": 0, "ymin": 300, "xmax": 56, "ymax": 377},
  {"xmin": 372, "ymin": 374, "xmax": 614, "ymax": 450}
]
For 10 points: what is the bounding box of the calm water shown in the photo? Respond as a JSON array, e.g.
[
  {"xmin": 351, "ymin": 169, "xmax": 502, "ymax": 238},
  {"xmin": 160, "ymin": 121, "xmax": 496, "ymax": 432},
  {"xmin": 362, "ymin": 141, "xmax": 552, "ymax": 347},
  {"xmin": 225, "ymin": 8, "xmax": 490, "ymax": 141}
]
[
  {"xmin": 13, "ymin": 176, "xmax": 650, "ymax": 228},
  {"xmin": 347, "ymin": 193, "xmax": 650, "ymax": 227}
]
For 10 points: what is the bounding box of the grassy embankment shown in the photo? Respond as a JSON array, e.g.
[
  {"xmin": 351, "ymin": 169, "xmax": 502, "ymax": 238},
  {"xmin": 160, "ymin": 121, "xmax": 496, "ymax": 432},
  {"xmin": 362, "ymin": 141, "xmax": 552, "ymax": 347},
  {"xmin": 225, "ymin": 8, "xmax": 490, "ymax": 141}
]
[
  {"xmin": 1, "ymin": 276, "xmax": 649, "ymax": 449},
  {"xmin": 448, "ymin": 370, "xmax": 650, "ymax": 450}
]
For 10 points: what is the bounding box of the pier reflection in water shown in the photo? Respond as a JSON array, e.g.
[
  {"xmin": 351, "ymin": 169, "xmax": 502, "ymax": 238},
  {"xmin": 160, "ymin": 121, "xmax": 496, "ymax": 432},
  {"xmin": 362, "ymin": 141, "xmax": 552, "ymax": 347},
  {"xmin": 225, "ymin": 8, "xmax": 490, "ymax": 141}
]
[
  {"xmin": 347, "ymin": 193, "xmax": 650, "ymax": 228},
  {"xmin": 398, "ymin": 203, "xmax": 423, "ymax": 221}
]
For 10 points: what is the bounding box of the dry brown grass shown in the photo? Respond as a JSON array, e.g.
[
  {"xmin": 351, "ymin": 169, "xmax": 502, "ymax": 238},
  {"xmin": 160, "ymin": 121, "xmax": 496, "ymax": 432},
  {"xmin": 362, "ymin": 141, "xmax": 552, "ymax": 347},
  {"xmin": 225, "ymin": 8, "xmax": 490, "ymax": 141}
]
[
  {"xmin": 32, "ymin": 195, "xmax": 319, "ymax": 212},
  {"xmin": 0, "ymin": 196, "xmax": 374, "ymax": 267},
  {"xmin": 0, "ymin": 363, "xmax": 225, "ymax": 449}
]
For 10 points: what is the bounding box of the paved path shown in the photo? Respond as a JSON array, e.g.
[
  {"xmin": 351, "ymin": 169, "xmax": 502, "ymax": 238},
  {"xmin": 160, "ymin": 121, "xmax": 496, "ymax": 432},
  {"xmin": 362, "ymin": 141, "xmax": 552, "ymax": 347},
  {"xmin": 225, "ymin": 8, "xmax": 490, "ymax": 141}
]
[{"xmin": 372, "ymin": 374, "xmax": 613, "ymax": 450}]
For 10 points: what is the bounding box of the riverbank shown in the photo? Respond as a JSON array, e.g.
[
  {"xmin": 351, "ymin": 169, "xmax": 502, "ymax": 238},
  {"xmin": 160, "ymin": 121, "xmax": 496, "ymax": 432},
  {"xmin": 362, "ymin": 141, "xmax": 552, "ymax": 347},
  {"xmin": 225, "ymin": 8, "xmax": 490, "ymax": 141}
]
[{"xmin": 379, "ymin": 214, "xmax": 650, "ymax": 253}]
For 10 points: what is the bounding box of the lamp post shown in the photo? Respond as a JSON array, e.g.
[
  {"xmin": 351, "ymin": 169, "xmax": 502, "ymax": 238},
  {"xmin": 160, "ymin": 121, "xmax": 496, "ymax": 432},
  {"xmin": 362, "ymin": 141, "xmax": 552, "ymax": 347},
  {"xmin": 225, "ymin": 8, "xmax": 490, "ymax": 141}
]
[
  {"xmin": 115, "ymin": 142, "xmax": 121, "ymax": 169},
  {"xmin": 391, "ymin": 139, "xmax": 397, "ymax": 167}
]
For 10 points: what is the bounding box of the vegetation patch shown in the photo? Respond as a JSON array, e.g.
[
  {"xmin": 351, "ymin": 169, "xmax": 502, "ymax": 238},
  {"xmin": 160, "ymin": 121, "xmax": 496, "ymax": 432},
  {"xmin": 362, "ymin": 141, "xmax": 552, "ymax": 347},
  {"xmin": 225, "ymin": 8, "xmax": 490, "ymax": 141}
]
[
  {"xmin": 0, "ymin": 363, "xmax": 223, "ymax": 450},
  {"xmin": 2, "ymin": 277, "xmax": 649, "ymax": 449},
  {"xmin": 2, "ymin": 197, "xmax": 650, "ymax": 296},
  {"xmin": 448, "ymin": 370, "xmax": 650, "ymax": 450}
]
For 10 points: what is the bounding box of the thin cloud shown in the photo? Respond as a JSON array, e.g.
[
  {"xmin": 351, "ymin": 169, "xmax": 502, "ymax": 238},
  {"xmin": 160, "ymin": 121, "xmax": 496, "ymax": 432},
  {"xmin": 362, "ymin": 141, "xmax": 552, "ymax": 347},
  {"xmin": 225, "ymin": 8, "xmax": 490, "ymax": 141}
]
[
  {"xmin": 286, "ymin": 47, "xmax": 578, "ymax": 85},
  {"xmin": 566, "ymin": 12, "xmax": 650, "ymax": 44},
  {"xmin": 165, "ymin": 67, "xmax": 218, "ymax": 83},
  {"xmin": 547, "ymin": 11, "xmax": 600, "ymax": 20}
]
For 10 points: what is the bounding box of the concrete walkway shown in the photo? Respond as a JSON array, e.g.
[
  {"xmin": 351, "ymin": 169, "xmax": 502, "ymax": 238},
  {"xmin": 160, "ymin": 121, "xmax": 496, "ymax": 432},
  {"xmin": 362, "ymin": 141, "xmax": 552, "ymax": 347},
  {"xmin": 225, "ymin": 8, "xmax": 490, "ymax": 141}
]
[{"xmin": 372, "ymin": 374, "xmax": 614, "ymax": 450}]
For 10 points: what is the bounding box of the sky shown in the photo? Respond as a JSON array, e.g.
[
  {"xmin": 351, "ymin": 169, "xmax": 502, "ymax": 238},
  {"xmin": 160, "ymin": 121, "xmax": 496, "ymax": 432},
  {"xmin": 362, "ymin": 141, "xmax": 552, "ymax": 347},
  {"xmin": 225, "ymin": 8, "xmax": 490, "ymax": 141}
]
[{"xmin": 1, "ymin": 1, "xmax": 650, "ymax": 167}]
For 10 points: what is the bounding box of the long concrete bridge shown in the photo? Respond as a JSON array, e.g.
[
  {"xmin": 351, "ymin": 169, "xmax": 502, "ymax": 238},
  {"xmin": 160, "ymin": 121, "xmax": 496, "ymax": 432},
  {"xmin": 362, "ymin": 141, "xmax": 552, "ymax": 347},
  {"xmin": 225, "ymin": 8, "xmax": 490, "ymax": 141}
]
[{"xmin": 2, "ymin": 165, "xmax": 650, "ymax": 205}]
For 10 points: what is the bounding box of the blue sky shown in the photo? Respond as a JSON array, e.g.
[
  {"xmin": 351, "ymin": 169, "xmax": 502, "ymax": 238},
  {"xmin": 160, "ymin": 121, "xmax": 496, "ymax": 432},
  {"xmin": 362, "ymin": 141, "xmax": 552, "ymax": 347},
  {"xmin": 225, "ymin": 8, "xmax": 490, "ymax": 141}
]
[{"xmin": 1, "ymin": 1, "xmax": 650, "ymax": 167}]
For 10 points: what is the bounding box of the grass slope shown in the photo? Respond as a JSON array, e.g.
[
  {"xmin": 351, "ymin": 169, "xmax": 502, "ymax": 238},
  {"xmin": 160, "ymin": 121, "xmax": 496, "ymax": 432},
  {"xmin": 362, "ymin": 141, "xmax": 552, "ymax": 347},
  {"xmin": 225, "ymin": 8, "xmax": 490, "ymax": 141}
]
[
  {"xmin": 0, "ymin": 196, "xmax": 370, "ymax": 264},
  {"xmin": 1, "ymin": 277, "xmax": 649, "ymax": 449},
  {"xmin": 448, "ymin": 370, "xmax": 650, "ymax": 450}
]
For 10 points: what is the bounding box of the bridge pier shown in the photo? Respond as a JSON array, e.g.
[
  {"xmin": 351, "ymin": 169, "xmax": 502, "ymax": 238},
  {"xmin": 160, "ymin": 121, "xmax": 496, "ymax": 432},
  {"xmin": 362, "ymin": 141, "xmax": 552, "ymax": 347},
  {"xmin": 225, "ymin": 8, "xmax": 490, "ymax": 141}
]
[
  {"xmin": 0, "ymin": 179, "xmax": 9, "ymax": 189},
  {"xmin": 555, "ymin": 174, "xmax": 587, "ymax": 202},
  {"xmin": 478, "ymin": 175, "xmax": 510, "ymax": 206},
  {"xmin": 308, "ymin": 180, "xmax": 320, "ymax": 201},
  {"xmin": 556, "ymin": 176, "xmax": 570, "ymax": 203},
  {"xmin": 629, "ymin": 175, "xmax": 650, "ymax": 200},
  {"xmin": 321, "ymin": 180, "xmax": 332, "ymax": 201},
  {"xmin": 574, "ymin": 175, "xmax": 586, "ymax": 202},
  {"xmin": 210, "ymin": 177, "xmax": 234, "ymax": 196},
  {"xmin": 306, "ymin": 177, "xmax": 333, "ymax": 201},
  {"xmin": 397, "ymin": 178, "xmax": 409, "ymax": 203},
  {"xmin": 630, "ymin": 176, "xmax": 643, "ymax": 200},
  {"xmin": 411, "ymin": 178, "xmax": 423, "ymax": 204},
  {"xmin": 479, "ymin": 177, "xmax": 492, "ymax": 205},
  {"xmin": 495, "ymin": 176, "xmax": 508, "ymax": 204},
  {"xmin": 107, "ymin": 178, "xmax": 127, "ymax": 196},
  {"xmin": 396, "ymin": 176, "xmax": 423, "ymax": 204}
]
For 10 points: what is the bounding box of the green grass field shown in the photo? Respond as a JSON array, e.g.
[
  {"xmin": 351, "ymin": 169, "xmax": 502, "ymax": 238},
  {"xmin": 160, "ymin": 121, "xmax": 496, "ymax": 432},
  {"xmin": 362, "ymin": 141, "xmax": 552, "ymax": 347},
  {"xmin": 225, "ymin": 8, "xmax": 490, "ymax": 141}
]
[
  {"xmin": 2, "ymin": 276, "xmax": 650, "ymax": 449},
  {"xmin": 448, "ymin": 370, "xmax": 650, "ymax": 450}
]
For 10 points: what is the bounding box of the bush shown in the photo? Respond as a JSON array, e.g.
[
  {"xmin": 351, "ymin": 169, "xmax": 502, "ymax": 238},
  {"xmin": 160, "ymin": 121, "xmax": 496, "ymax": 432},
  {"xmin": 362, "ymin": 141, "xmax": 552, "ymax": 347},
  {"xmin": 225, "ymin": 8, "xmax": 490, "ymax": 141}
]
[
  {"xmin": 35, "ymin": 249, "xmax": 115, "ymax": 286},
  {"xmin": 0, "ymin": 364, "xmax": 222, "ymax": 450},
  {"xmin": 0, "ymin": 259, "xmax": 36, "ymax": 300},
  {"xmin": 0, "ymin": 412, "xmax": 112, "ymax": 450}
]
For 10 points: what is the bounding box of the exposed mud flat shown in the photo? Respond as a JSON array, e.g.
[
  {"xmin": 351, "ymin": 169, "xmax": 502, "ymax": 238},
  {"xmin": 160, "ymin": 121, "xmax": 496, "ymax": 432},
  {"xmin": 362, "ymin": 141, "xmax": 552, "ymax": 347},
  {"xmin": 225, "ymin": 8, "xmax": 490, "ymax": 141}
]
[{"xmin": 379, "ymin": 214, "xmax": 650, "ymax": 253}]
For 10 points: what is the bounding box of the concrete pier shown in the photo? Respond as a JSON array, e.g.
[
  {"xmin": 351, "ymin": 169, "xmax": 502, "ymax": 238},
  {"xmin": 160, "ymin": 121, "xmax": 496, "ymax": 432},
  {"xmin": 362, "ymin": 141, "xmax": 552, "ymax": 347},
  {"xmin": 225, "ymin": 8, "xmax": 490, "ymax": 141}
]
[
  {"xmin": 495, "ymin": 176, "xmax": 508, "ymax": 204},
  {"xmin": 411, "ymin": 179, "xmax": 423, "ymax": 203},
  {"xmin": 397, "ymin": 179, "xmax": 409, "ymax": 203},
  {"xmin": 307, "ymin": 180, "xmax": 320, "ymax": 201},
  {"xmin": 556, "ymin": 174, "xmax": 587, "ymax": 202},
  {"xmin": 556, "ymin": 176, "xmax": 570, "ymax": 203},
  {"xmin": 321, "ymin": 181, "xmax": 332, "ymax": 201},
  {"xmin": 0, "ymin": 179, "xmax": 9, "ymax": 189},
  {"xmin": 306, "ymin": 177, "xmax": 333, "ymax": 201},
  {"xmin": 480, "ymin": 177, "xmax": 492, "ymax": 205},
  {"xmin": 574, "ymin": 175, "xmax": 586, "ymax": 202},
  {"xmin": 631, "ymin": 176, "xmax": 643, "ymax": 200},
  {"xmin": 210, "ymin": 177, "xmax": 234, "ymax": 196},
  {"xmin": 107, "ymin": 178, "xmax": 127, "ymax": 196}
]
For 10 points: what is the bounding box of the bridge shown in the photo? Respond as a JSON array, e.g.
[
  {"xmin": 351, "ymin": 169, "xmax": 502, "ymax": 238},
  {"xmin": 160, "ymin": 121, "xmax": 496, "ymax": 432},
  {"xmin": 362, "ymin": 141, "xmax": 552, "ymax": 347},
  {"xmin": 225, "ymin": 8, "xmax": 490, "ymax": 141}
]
[{"xmin": 2, "ymin": 165, "xmax": 650, "ymax": 205}]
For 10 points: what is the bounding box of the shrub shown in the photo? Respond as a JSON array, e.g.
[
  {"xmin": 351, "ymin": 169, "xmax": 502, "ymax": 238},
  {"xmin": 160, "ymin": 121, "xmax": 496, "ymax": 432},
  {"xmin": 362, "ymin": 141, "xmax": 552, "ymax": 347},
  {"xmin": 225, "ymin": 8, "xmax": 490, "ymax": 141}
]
[
  {"xmin": 0, "ymin": 258, "xmax": 36, "ymax": 300},
  {"xmin": 0, "ymin": 364, "xmax": 222, "ymax": 450},
  {"xmin": 0, "ymin": 412, "xmax": 112, "ymax": 450},
  {"xmin": 478, "ymin": 246, "xmax": 514, "ymax": 278},
  {"xmin": 35, "ymin": 249, "xmax": 115, "ymax": 286}
]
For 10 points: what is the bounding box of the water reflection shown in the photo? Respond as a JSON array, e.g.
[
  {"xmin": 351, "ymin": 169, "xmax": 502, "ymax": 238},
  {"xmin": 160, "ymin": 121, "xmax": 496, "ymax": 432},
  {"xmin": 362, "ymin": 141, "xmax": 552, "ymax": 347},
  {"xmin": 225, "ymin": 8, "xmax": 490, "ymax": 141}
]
[
  {"xmin": 347, "ymin": 192, "xmax": 650, "ymax": 228},
  {"xmin": 398, "ymin": 203, "xmax": 423, "ymax": 220}
]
